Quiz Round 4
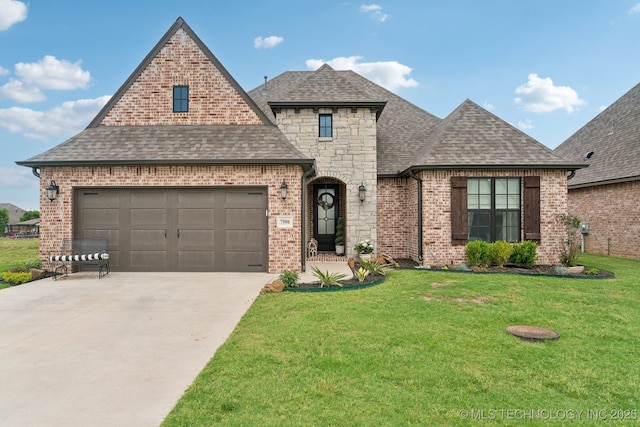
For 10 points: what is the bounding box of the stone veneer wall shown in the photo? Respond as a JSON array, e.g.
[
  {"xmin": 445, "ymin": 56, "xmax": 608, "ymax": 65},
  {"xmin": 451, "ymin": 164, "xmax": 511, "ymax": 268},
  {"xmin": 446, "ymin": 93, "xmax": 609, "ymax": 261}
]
[
  {"xmin": 418, "ymin": 169, "xmax": 568, "ymax": 266},
  {"xmin": 568, "ymin": 180, "xmax": 640, "ymax": 259},
  {"xmin": 38, "ymin": 165, "xmax": 303, "ymax": 274},
  {"xmin": 275, "ymin": 107, "xmax": 377, "ymax": 258},
  {"xmin": 99, "ymin": 28, "xmax": 263, "ymax": 127}
]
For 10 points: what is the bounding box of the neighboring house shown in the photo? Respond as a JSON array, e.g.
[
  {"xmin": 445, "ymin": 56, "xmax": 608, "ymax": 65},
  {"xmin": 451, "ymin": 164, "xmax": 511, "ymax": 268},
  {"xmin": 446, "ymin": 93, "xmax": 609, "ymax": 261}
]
[
  {"xmin": 1, "ymin": 203, "xmax": 25, "ymax": 227},
  {"xmin": 17, "ymin": 18, "xmax": 583, "ymax": 273},
  {"xmin": 554, "ymin": 82, "xmax": 640, "ymax": 260},
  {"xmin": 6, "ymin": 218, "xmax": 40, "ymax": 237}
]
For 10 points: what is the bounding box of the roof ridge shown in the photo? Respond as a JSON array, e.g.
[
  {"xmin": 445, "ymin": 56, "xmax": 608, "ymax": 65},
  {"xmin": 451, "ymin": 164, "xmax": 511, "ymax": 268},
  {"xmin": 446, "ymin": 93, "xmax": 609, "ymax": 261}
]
[{"xmin": 86, "ymin": 17, "xmax": 273, "ymax": 128}]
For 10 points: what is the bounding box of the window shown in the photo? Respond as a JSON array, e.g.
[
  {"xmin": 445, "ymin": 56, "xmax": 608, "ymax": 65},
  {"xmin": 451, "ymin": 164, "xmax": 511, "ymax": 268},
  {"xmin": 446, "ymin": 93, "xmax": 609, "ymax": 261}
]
[
  {"xmin": 467, "ymin": 177, "xmax": 521, "ymax": 242},
  {"xmin": 173, "ymin": 85, "xmax": 189, "ymax": 112},
  {"xmin": 319, "ymin": 114, "xmax": 332, "ymax": 138}
]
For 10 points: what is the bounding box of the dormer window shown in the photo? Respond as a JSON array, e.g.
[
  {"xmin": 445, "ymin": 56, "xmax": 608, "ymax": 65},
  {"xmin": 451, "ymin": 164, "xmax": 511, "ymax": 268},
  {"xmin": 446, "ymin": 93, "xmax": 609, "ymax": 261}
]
[
  {"xmin": 173, "ymin": 85, "xmax": 189, "ymax": 112},
  {"xmin": 319, "ymin": 114, "xmax": 332, "ymax": 138}
]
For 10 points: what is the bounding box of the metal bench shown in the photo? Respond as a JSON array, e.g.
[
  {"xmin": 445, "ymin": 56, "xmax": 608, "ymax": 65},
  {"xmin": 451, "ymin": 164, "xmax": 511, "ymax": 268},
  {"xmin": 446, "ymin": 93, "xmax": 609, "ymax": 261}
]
[{"xmin": 49, "ymin": 238, "xmax": 110, "ymax": 280}]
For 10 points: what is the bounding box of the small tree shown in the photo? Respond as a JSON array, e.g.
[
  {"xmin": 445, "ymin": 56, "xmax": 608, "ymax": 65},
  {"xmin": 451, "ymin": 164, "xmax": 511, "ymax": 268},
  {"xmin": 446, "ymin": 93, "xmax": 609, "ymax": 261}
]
[
  {"xmin": 558, "ymin": 214, "xmax": 581, "ymax": 267},
  {"xmin": 20, "ymin": 210, "xmax": 40, "ymax": 222},
  {"xmin": 0, "ymin": 208, "xmax": 9, "ymax": 235}
]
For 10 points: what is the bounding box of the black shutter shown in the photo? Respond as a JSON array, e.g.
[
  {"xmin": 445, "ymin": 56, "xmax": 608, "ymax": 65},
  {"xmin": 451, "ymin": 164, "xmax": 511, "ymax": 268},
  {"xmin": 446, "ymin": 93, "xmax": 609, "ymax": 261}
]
[
  {"xmin": 451, "ymin": 176, "xmax": 468, "ymax": 245},
  {"xmin": 523, "ymin": 176, "xmax": 541, "ymax": 241}
]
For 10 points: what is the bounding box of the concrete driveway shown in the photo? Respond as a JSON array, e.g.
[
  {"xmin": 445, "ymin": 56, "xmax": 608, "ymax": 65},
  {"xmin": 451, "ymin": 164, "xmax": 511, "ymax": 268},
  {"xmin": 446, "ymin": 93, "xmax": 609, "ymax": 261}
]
[{"xmin": 0, "ymin": 271, "xmax": 274, "ymax": 426}]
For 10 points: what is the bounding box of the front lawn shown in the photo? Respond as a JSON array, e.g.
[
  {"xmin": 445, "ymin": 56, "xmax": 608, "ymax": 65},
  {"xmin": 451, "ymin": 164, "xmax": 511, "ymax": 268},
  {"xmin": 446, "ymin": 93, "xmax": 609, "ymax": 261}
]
[
  {"xmin": 163, "ymin": 253, "xmax": 640, "ymax": 426},
  {"xmin": 0, "ymin": 237, "xmax": 40, "ymax": 289}
]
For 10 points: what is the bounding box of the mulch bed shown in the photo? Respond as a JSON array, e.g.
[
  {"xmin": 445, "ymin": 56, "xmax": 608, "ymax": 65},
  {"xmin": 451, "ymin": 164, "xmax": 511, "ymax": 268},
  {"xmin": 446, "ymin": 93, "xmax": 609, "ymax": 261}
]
[{"xmin": 298, "ymin": 259, "xmax": 614, "ymax": 290}]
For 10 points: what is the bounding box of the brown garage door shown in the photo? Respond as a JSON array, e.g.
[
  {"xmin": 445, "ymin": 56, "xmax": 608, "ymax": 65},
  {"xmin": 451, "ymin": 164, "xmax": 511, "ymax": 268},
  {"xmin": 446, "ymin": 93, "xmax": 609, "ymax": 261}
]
[{"xmin": 75, "ymin": 188, "xmax": 268, "ymax": 272}]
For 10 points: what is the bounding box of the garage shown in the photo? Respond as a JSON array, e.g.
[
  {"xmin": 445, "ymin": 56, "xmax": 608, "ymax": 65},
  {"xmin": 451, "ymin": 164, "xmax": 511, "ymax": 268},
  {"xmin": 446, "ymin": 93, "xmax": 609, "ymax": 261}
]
[{"xmin": 75, "ymin": 187, "xmax": 268, "ymax": 272}]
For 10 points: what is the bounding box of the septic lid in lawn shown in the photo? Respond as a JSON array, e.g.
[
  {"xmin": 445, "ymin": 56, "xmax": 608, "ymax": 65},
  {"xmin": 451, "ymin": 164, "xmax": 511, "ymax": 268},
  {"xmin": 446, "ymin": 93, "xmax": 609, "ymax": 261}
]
[{"xmin": 505, "ymin": 325, "xmax": 560, "ymax": 341}]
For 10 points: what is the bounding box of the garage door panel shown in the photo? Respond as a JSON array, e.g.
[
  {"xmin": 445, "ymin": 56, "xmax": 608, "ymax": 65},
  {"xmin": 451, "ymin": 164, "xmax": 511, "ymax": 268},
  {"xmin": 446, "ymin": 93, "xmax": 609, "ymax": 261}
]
[
  {"xmin": 130, "ymin": 229, "xmax": 166, "ymax": 248},
  {"xmin": 226, "ymin": 230, "xmax": 264, "ymax": 250},
  {"xmin": 225, "ymin": 251, "xmax": 264, "ymax": 271},
  {"xmin": 130, "ymin": 191, "xmax": 166, "ymax": 207},
  {"xmin": 130, "ymin": 250, "xmax": 167, "ymax": 269},
  {"xmin": 178, "ymin": 209, "xmax": 215, "ymax": 228},
  {"xmin": 178, "ymin": 190, "xmax": 215, "ymax": 206},
  {"xmin": 178, "ymin": 229, "xmax": 214, "ymax": 248},
  {"xmin": 225, "ymin": 191, "xmax": 264, "ymax": 207},
  {"xmin": 82, "ymin": 229, "xmax": 120, "ymax": 246},
  {"xmin": 131, "ymin": 209, "xmax": 166, "ymax": 225},
  {"xmin": 225, "ymin": 208, "xmax": 263, "ymax": 228},
  {"xmin": 178, "ymin": 251, "xmax": 215, "ymax": 270},
  {"xmin": 83, "ymin": 208, "xmax": 120, "ymax": 226}
]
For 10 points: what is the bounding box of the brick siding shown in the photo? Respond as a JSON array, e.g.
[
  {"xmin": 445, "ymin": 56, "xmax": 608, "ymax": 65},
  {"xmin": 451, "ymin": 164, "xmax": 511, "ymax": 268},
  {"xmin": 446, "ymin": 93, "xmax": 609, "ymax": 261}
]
[
  {"xmin": 99, "ymin": 28, "xmax": 263, "ymax": 126},
  {"xmin": 38, "ymin": 165, "xmax": 302, "ymax": 274},
  {"xmin": 568, "ymin": 180, "xmax": 640, "ymax": 259}
]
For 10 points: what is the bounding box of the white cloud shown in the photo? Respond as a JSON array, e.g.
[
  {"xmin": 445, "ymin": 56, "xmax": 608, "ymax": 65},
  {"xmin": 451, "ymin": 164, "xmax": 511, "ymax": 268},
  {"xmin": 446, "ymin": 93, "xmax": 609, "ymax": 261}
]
[
  {"xmin": 0, "ymin": 95, "xmax": 111, "ymax": 141},
  {"xmin": 360, "ymin": 4, "xmax": 389, "ymax": 22},
  {"xmin": 629, "ymin": 3, "xmax": 640, "ymax": 14},
  {"xmin": 253, "ymin": 36, "xmax": 284, "ymax": 49},
  {"xmin": 0, "ymin": 66, "xmax": 10, "ymax": 76},
  {"xmin": 305, "ymin": 56, "xmax": 417, "ymax": 92},
  {"xmin": 514, "ymin": 73, "xmax": 585, "ymax": 113},
  {"xmin": 518, "ymin": 118, "xmax": 534, "ymax": 131},
  {"xmin": 0, "ymin": 0, "xmax": 27, "ymax": 31},
  {"xmin": 0, "ymin": 78, "xmax": 46, "ymax": 103},
  {"xmin": 483, "ymin": 101, "xmax": 495, "ymax": 111},
  {"xmin": 0, "ymin": 166, "xmax": 37, "ymax": 189},
  {"xmin": 15, "ymin": 55, "xmax": 91, "ymax": 90}
]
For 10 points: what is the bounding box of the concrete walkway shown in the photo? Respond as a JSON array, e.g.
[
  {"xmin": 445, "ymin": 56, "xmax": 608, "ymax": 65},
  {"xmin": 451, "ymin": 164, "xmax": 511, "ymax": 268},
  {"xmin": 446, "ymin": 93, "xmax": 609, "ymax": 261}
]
[
  {"xmin": 0, "ymin": 271, "xmax": 273, "ymax": 427},
  {"xmin": 300, "ymin": 261, "xmax": 354, "ymax": 283}
]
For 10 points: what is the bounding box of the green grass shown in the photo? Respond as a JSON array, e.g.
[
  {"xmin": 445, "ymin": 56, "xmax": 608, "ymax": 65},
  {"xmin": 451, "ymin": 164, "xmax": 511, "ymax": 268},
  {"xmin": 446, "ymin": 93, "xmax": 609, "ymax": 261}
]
[
  {"xmin": 0, "ymin": 237, "xmax": 40, "ymax": 289},
  {"xmin": 163, "ymin": 253, "xmax": 640, "ymax": 426}
]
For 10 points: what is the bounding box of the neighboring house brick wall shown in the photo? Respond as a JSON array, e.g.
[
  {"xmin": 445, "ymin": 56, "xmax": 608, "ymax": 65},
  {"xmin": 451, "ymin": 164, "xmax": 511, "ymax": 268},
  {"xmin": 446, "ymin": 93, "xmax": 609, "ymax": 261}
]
[
  {"xmin": 419, "ymin": 169, "xmax": 567, "ymax": 266},
  {"xmin": 276, "ymin": 107, "xmax": 377, "ymax": 257},
  {"xmin": 38, "ymin": 165, "xmax": 302, "ymax": 274},
  {"xmin": 568, "ymin": 180, "xmax": 640, "ymax": 259},
  {"xmin": 99, "ymin": 28, "xmax": 263, "ymax": 126}
]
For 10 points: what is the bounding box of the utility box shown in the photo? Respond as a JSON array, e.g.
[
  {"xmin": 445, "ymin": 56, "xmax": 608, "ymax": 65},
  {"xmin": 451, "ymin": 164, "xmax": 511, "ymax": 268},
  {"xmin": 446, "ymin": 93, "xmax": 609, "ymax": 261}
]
[{"xmin": 580, "ymin": 222, "xmax": 590, "ymax": 234}]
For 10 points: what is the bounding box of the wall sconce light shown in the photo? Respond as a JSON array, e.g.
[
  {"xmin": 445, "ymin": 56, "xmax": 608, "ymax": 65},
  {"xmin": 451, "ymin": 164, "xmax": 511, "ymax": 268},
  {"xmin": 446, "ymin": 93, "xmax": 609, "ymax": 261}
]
[
  {"xmin": 46, "ymin": 180, "xmax": 60, "ymax": 202},
  {"xmin": 280, "ymin": 180, "xmax": 288, "ymax": 200},
  {"xmin": 358, "ymin": 182, "xmax": 366, "ymax": 202}
]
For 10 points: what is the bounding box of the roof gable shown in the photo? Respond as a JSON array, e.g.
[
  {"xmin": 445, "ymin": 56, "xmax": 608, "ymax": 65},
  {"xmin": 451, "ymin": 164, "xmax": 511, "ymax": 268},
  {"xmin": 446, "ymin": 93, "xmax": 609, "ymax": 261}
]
[
  {"xmin": 89, "ymin": 17, "xmax": 271, "ymax": 127},
  {"xmin": 554, "ymin": 82, "xmax": 640, "ymax": 187},
  {"xmin": 410, "ymin": 99, "xmax": 580, "ymax": 170}
]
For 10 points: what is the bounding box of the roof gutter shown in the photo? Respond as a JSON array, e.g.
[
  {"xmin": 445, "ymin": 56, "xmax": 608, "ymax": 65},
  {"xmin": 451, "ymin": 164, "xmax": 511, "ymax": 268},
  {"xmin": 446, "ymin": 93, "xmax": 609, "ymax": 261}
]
[
  {"xmin": 408, "ymin": 169, "xmax": 423, "ymax": 262},
  {"xmin": 301, "ymin": 162, "xmax": 316, "ymax": 272}
]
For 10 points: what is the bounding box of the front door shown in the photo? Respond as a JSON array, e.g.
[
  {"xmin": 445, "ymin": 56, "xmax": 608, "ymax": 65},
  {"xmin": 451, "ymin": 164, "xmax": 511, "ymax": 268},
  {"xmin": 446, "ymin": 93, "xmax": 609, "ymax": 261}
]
[{"xmin": 313, "ymin": 184, "xmax": 339, "ymax": 251}]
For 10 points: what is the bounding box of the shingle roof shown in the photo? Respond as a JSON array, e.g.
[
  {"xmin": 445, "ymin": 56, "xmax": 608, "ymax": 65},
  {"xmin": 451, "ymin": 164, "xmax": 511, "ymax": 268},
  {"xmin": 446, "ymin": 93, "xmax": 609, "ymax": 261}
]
[
  {"xmin": 554, "ymin": 82, "xmax": 640, "ymax": 187},
  {"xmin": 411, "ymin": 99, "xmax": 580, "ymax": 170},
  {"xmin": 249, "ymin": 68, "xmax": 582, "ymax": 175},
  {"xmin": 16, "ymin": 125, "xmax": 312, "ymax": 167}
]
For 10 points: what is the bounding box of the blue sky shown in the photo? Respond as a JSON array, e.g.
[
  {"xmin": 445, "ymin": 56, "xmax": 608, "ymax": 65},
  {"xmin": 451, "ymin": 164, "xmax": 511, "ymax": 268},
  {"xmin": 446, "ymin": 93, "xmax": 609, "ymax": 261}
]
[{"xmin": 1, "ymin": 1, "xmax": 640, "ymax": 211}]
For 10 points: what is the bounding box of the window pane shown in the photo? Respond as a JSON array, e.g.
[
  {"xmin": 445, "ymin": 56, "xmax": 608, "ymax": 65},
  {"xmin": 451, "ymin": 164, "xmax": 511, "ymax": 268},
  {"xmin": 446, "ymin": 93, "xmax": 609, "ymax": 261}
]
[
  {"xmin": 495, "ymin": 194, "xmax": 507, "ymax": 209},
  {"xmin": 496, "ymin": 211, "xmax": 520, "ymax": 242},
  {"xmin": 495, "ymin": 179, "xmax": 507, "ymax": 194},
  {"xmin": 319, "ymin": 114, "xmax": 332, "ymax": 137},
  {"xmin": 507, "ymin": 178, "xmax": 520, "ymax": 193},
  {"xmin": 468, "ymin": 179, "xmax": 478, "ymax": 194},
  {"xmin": 479, "ymin": 194, "xmax": 491, "ymax": 209},
  {"xmin": 468, "ymin": 211, "xmax": 491, "ymax": 242},
  {"xmin": 468, "ymin": 194, "xmax": 478, "ymax": 209},
  {"xmin": 479, "ymin": 179, "xmax": 491, "ymax": 194},
  {"xmin": 508, "ymin": 194, "xmax": 520, "ymax": 209}
]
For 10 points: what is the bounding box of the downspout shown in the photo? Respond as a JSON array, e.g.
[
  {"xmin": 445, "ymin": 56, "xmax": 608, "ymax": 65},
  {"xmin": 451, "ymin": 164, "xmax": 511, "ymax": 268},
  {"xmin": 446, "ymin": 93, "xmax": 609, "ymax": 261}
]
[
  {"xmin": 409, "ymin": 170, "xmax": 423, "ymax": 261},
  {"xmin": 567, "ymin": 169, "xmax": 576, "ymax": 180},
  {"xmin": 301, "ymin": 162, "xmax": 316, "ymax": 272},
  {"xmin": 32, "ymin": 167, "xmax": 41, "ymax": 178}
]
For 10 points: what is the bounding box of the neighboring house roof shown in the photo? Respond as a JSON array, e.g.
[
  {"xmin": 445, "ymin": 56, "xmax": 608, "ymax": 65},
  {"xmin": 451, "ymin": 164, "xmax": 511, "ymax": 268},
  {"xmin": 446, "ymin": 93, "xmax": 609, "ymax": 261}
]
[
  {"xmin": 554, "ymin": 82, "xmax": 640, "ymax": 188},
  {"xmin": 249, "ymin": 67, "xmax": 583, "ymax": 175},
  {"xmin": 17, "ymin": 125, "xmax": 311, "ymax": 167},
  {"xmin": 409, "ymin": 99, "xmax": 581, "ymax": 172},
  {"xmin": 14, "ymin": 218, "xmax": 40, "ymax": 226},
  {"xmin": 0, "ymin": 203, "xmax": 24, "ymax": 224}
]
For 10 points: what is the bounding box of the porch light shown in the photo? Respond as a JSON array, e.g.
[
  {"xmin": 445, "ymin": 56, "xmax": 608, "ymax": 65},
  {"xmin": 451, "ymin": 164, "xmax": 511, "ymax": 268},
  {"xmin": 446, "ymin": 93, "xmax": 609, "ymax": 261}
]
[
  {"xmin": 280, "ymin": 180, "xmax": 288, "ymax": 200},
  {"xmin": 358, "ymin": 182, "xmax": 366, "ymax": 202},
  {"xmin": 46, "ymin": 180, "xmax": 60, "ymax": 202}
]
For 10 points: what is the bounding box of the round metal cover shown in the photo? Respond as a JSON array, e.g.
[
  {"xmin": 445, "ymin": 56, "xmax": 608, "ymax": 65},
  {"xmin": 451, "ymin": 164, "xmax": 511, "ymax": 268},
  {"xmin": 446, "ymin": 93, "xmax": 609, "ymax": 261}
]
[{"xmin": 505, "ymin": 325, "xmax": 560, "ymax": 341}]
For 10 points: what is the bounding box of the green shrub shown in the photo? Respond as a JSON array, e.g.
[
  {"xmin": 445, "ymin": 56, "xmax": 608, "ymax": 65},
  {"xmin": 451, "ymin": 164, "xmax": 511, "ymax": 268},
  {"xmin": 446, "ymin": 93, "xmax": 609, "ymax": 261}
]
[
  {"xmin": 2, "ymin": 271, "xmax": 32, "ymax": 285},
  {"xmin": 558, "ymin": 213, "xmax": 581, "ymax": 267},
  {"xmin": 335, "ymin": 218, "xmax": 345, "ymax": 246},
  {"xmin": 279, "ymin": 270, "xmax": 300, "ymax": 288},
  {"xmin": 509, "ymin": 241, "xmax": 538, "ymax": 268},
  {"xmin": 311, "ymin": 267, "xmax": 347, "ymax": 288},
  {"xmin": 465, "ymin": 240, "xmax": 491, "ymax": 267},
  {"xmin": 586, "ymin": 267, "xmax": 599, "ymax": 276},
  {"xmin": 354, "ymin": 267, "xmax": 370, "ymax": 283},
  {"xmin": 359, "ymin": 259, "xmax": 388, "ymax": 276},
  {"xmin": 490, "ymin": 241, "xmax": 512, "ymax": 266},
  {"xmin": 23, "ymin": 259, "xmax": 42, "ymax": 270}
]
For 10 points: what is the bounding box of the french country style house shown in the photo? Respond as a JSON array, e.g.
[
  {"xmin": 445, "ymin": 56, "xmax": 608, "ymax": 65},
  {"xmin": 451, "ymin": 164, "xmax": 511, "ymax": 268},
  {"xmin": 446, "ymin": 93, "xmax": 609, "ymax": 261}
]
[
  {"xmin": 17, "ymin": 18, "xmax": 585, "ymax": 273},
  {"xmin": 554, "ymin": 82, "xmax": 640, "ymax": 260}
]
